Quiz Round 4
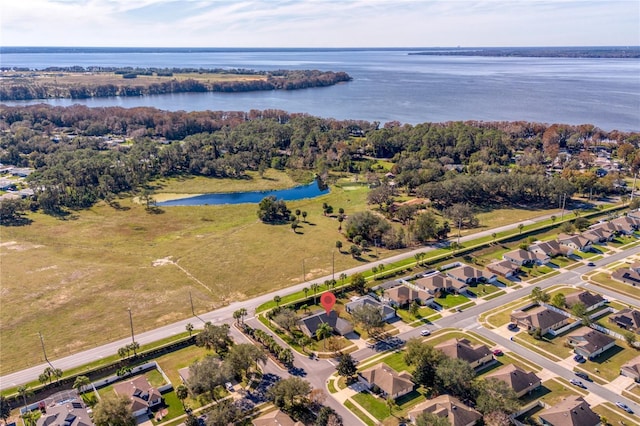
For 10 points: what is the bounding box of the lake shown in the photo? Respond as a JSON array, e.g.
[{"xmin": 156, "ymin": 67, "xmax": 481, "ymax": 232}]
[
  {"xmin": 2, "ymin": 48, "xmax": 639, "ymax": 132},
  {"xmin": 156, "ymin": 181, "xmax": 329, "ymax": 206}
]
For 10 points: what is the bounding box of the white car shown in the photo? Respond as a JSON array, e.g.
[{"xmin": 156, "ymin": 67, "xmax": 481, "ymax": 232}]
[
  {"xmin": 225, "ymin": 382, "xmax": 234, "ymax": 392},
  {"xmin": 420, "ymin": 329, "xmax": 431, "ymax": 336}
]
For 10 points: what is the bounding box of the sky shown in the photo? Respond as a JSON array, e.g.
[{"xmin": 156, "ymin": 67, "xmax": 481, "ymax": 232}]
[{"xmin": 1, "ymin": 0, "xmax": 639, "ymax": 48}]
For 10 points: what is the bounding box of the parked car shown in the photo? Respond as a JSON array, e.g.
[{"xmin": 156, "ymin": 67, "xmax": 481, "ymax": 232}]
[
  {"xmin": 615, "ymin": 402, "xmax": 634, "ymax": 414},
  {"xmin": 225, "ymin": 382, "xmax": 234, "ymax": 392},
  {"xmin": 587, "ymin": 262, "xmax": 595, "ymax": 267},
  {"xmin": 507, "ymin": 323, "xmax": 518, "ymax": 331},
  {"xmin": 574, "ymin": 371, "xmax": 591, "ymax": 381},
  {"xmin": 570, "ymin": 379, "xmax": 586, "ymax": 389},
  {"xmin": 573, "ymin": 354, "xmax": 586, "ymax": 363},
  {"xmin": 493, "ymin": 349, "xmax": 503, "ymax": 356},
  {"xmin": 420, "ymin": 329, "xmax": 431, "ymax": 336}
]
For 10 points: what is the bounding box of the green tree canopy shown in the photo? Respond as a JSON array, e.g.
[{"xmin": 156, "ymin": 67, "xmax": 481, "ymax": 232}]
[
  {"xmin": 92, "ymin": 394, "xmax": 136, "ymax": 426},
  {"xmin": 257, "ymin": 196, "xmax": 291, "ymax": 223}
]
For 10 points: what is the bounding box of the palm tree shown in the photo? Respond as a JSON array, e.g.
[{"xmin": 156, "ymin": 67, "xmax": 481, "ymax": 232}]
[
  {"xmin": 176, "ymin": 384, "xmax": 189, "ymax": 410},
  {"xmin": 273, "ymin": 295, "xmax": 281, "ymax": 307},
  {"xmin": 303, "ymin": 287, "xmax": 309, "ymax": 299},
  {"xmin": 186, "ymin": 322, "xmax": 194, "ymax": 336},
  {"xmin": 298, "ymin": 335, "xmax": 312, "ymax": 353},
  {"xmin": 17, "ymin": 385, "xmax": 32, "ymax": 410},
  {"xmin": 302, "ymin": 211, "xmax": 308, "ymax": 222},
  {"xmin": 491, "ymin": 232, "xmax": 497, "ymax": 244},
  {"xmin": 518, "ymin": 223, "xmax": 524, "ymax": 234},
  {"xmin": 239, "ymin": 308, "xmax": 247, "ymax": 324},
  {"xmin": 73, "ymin": 375, "xmax": 91, "ymax": 393},
  {"xmin": 233, "ymin": 310, "xmax": 242, "ymax": 324},
  {"xmin": 129, "ymin": 341, "xmax": 140, "ymax": 357},
  {"xmin": 310, "ymin": 283, "xmax": 320, "ymax": 305},
  {"xmin": 335, "ymin": 240, "xmax": 343, "ymax": 252},
  {"xmin": 337, "ymin": 215, "xmax": 344, "ymax": 231},
  {"xmin": 52, "ymin": 368, "xmax": 63, "ymax": 384},
  {"xmin": 316, "ymin": 323, "xmax": 332, "ymax": 350}
]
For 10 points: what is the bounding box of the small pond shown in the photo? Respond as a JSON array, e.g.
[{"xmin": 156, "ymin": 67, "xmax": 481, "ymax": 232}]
[{"xmin": 157, "ymin": 180, "xmax": 329, "ymax": 206}]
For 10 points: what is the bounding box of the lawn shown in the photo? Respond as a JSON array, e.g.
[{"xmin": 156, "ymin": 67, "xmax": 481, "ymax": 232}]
[
  {"xmin": 352, "ymin": 392, "xmax": 390, "ymax": 421},
  {"xmin": 344, "ymin": 400, "xmax": 376, "ymax": 426},
  {"xmin": 590, "ymin": 271, "xmax": 640, "ymax": 301},
  {"xmin": 395, "ymin": 306, "xmax": 438, "ymax": 325},
  {"xmin": 433, "ymin": 293, "xmax": 470, "ymax": 309},
  {"xmin": 465, "ymin": 284, "xmax": 500, "ymax": 297},
  {"xmin": 515, "ymin": 331, "xmax": 572, "ymax": 361},
  {"xmin": 593, "ymin": 403, "xmax": 637, "ymax": 426},
  {"xmin": 155, "ymin": 345, "xmax": 211, "ymax": 385},
  {"xmin": 588, "ymin": 344, "xmax": 640, "ymax": 382}
]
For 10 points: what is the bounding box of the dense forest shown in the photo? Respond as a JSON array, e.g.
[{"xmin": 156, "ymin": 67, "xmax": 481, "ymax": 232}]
[
  {"xmin": 0, "ymin": 68, "xmax": 352, "ymax": 100},
  {"xmin": 1, "ymin": 104, "xmax": 640, "ymax": 234}
]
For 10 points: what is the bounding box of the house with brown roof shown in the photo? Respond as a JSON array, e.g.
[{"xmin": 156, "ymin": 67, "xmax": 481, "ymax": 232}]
[
  {"xmin": 487, "ymin": 260, "xmax": 520, "ymax": 278},
  {"xmin": 445, "ymin": 265, "xmax": 496, "ymax": 285},
  {"xmin": 582, "ymin": 227, "xmax": 614, "ymax": 243},
  {"xmin": 503, "ymin": 249, "xmax": 549, "ymax": 266},
  {"xmin": 538, "ymin": 395, "xmax": 601, "ymax": 426},
  {"xmin": 620, "ymin": 355, "xmax": 640, "ymax": 381},
  {"xmin": 345, "ymin": 295, "xmax": 397, "ymax": 321},
  {"xmin": 113, "ymin": 376, "xmax": 163, "ymax": 417},
  {"xmin": 609, "ymin": 216, "xmax": 638, "ymax": 235},
  {"xmin": 529, "ymin": 240, "xmax": 571, "ymax": 257},
  {"xmin": 434, "ymin": 338, "xmax": 493, "ymax": 370},
  {"xmin": 564, "ymin": 291, "xmax": 606, "ymax": 312},
  {"xmin": 252, "ymin": 409, "xmax": 303, "ymax": 426},
  {"xmin": 484, "ymin": 364, "xmax": 541, "ymax": 398},
  {"xmin": 358, "ymin": 362, "xmax": 414, "ymax": 399},
  {"xmin": 297, "ymin": 310, "xmax": 353, "ymax": 338},
  {"xmin": 382, "ymin": 284, "xmax": 433, "ymax": 307},
  {"xmin": 510, "ymin": 306, "xmax": 569, "ymax": 335},
  {"xmin": 566, "ymin": 327, "xmax": 616, "ymax": 360},
  {"xmin": 557, "ymin": 233, "xmax": 593, "ymax": 252},
  {"xmin": 407, "ymin": 394, "xmax": 482, "ymax": 426},
  {"xmin": 609, "ymin": 308, "xmax": 640, "ymax": 333}
]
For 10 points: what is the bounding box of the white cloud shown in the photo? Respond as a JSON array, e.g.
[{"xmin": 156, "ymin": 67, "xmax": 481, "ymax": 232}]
[{"xmin": 1, "ymin": 0, "xmax": 638, "ymax": 46}]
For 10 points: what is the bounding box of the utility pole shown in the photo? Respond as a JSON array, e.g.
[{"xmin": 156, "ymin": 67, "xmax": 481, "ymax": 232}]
[
  {"xmin": 632, "ymin": 172, "xmax": 637, "ymax": 200},
  {"xmin": 189, "ymin": 290, "xmax": 195, "ymax": 316},
  {"xmin": 39, "ymin": 331, "xmax": 54, "ymax": 368},
  {"xmin": 332, "ymin": 251, "xmax": 335, "ymax": 282},
  {"xmin": 127, "ymin": 308, "xmax": 135, "ymax": 345},
  {"xmin": 560, "ymin": 193, "xmax": 566, "ymax": 219},
  {"xmin": 302, "ymin": 259, "xmax": 306, "ymax": 283}
]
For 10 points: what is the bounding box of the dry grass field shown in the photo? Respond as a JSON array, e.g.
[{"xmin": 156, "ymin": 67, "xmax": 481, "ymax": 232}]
[{"xmin": 0, "ymin": 171, "xmax": 373, "ymax": 374}]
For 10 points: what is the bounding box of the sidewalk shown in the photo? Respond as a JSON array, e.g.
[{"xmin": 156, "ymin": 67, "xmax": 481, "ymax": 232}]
[{"xmin": 327, "ymin": 375, "xmax": 379, "ymax": 425}]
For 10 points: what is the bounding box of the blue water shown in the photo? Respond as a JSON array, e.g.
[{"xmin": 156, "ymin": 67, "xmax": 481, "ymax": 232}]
[
  {"xmin": 2, "ymin": 48, "xmax": 639, "ymax": 131},
  {"xmin": 157, "ymin": 181, "xmax": 329, "ymax": 206}
]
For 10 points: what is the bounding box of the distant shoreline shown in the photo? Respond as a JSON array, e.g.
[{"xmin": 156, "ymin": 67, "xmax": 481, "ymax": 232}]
[{"xmin": 408, "ymin": 46, "xmax": 640, "ymax": 58}]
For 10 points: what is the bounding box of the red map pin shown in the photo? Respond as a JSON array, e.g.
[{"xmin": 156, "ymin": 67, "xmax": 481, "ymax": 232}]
[{"xmin": 320, "ymin": 291, "xmax": 336, "ymax": 315}]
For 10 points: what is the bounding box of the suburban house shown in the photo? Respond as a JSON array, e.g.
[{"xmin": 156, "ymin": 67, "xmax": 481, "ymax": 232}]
[
  {"xmin": 557, "ymin": 233, "xmax": 593, "ymax": 252},
  {"xmin": 612, "ymin": 265, "xmax": 640, "ymax": 286},
  {"xmin": 382, "ymin": 284, "xmax": 433, "ymax": 307},
  {"xmin": 620, "ymin": 355, "xmax": 640, "ymax": 381},
  {"xmin": 609, "ymin": 216, "xmax": 639, "ymax": 234},
  {"xmin": 609, "ymin": 308, "xmax": 640, "ymax": 333},
  {"xmin": 434, "ymin": 338, "xmax": 493, "ymax": 370},
  {"xmin": 407, "ymin": 394, "xmax": 482, "ymax": 426},
  {"xmin": 538, "ymin": 396, "xmax": 601, "ymax": 426},
  {"xmin": 564, "ymin": 291, "xmax": 606, "ymax": 312},
  {"xmin": 345, "ymin": 295, "xmax": 396, "ymax": 321},
  {"xmin": 445, "ymin": 265, "xmax": 496, "ymax": 285},
  {"xmin": 36, "ymin": 396, "xmax": 93, "ymax": 426},
  {"xmin": 113, "ymin": 376, "xmax": 163, "ymax": 417},
  {"xmin": 510, "ymin": 306, "xmax": 569, "ymax": 335},
  {"xmin": 357, "ymin": 362, "xmax": 414, "ymax": 399},
  {"xmin": 297, "ymin": 310, "xmax": 354, "ymax": 338},
  {"xmin": 414, "ymin": 273, "xmax": 468, "ymax": 295},
  {"xmin": 503, "ymin": 249, "xmax": 549, "ymax": 266},
  {"xmin": 486, "ymin": 260, "xmax": 520, "ymax": 278},
  {"xmin": 582, "ymin": 227, "xmax": 614, "ymax": 243},
  {"xmin": 529, "ymin": 240, "xmax": 571, "ymax": 257},
  {"xmin": 252, "ymin": 409, "xmax": 303, "ymax": 426},
  {"xmin": 484, "ymin": 364, "xmax": 541, "ymax": 398},
  {"xmin": 566, "ymin": 327, "xmax": 616, "ymax": 360}
]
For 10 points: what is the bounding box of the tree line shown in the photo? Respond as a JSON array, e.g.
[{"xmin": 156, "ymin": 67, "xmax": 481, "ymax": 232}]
[
  {"xmin": 1, "ymin": 104, "xmax": 638, "ymax": 217},
  {"xmin": 0, "ymin": 69, "xmax": 352, "ymax": 100}
]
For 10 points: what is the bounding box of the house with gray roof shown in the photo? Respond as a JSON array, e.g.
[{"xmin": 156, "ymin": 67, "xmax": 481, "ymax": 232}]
[
  {"xmin": 620, "ymin": 355, "xmax": 640, "ymax": 381},
  {"xmin": 381, "ymin": 284, "xmax": 433, "ymax": 307},
  {"xmin": 36, "ymin": 397, "xmax": 93, "ymax": 426},
  {"xmin": 557, "ymin": 233, "xmax": 593, "ymax": 252},
  {"xmin": 113, "ymin": 376, "xmax": 163, "ymax": 417},
  {"xmin": 565, "ymin": 291, "xmax": 606, "ymax": 312},
  {"xmin": 486, "ymin": 260, "xmax": 520, "ymax": 278},
  {"xmin": 414, "ymin": 273, "xmax": 467, "ymax": 295},
  {"xmin": 345, "ymin": 295, "xmax": 396, "ymax": 321},
  {"xmin": 358, "ymin": 362, "xmax": 414, "ymax": 399},
  {"xmin": 503, "ymin": 249, "xmax": 549, "ymax": 266},
  {"xmin": 297, "ymin": 310, "xmax": 353, "ymax": 338},
  {"xmin": 434, "ymin": 338, "xmax": 493, "ymax": 370},
  {"xmin": 610, "ymin": 308, "xmax": 640, "ymax": 333},
  {"xmin": 529, "ymin": 240, "xmax": 571, "ymax": 257}
]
